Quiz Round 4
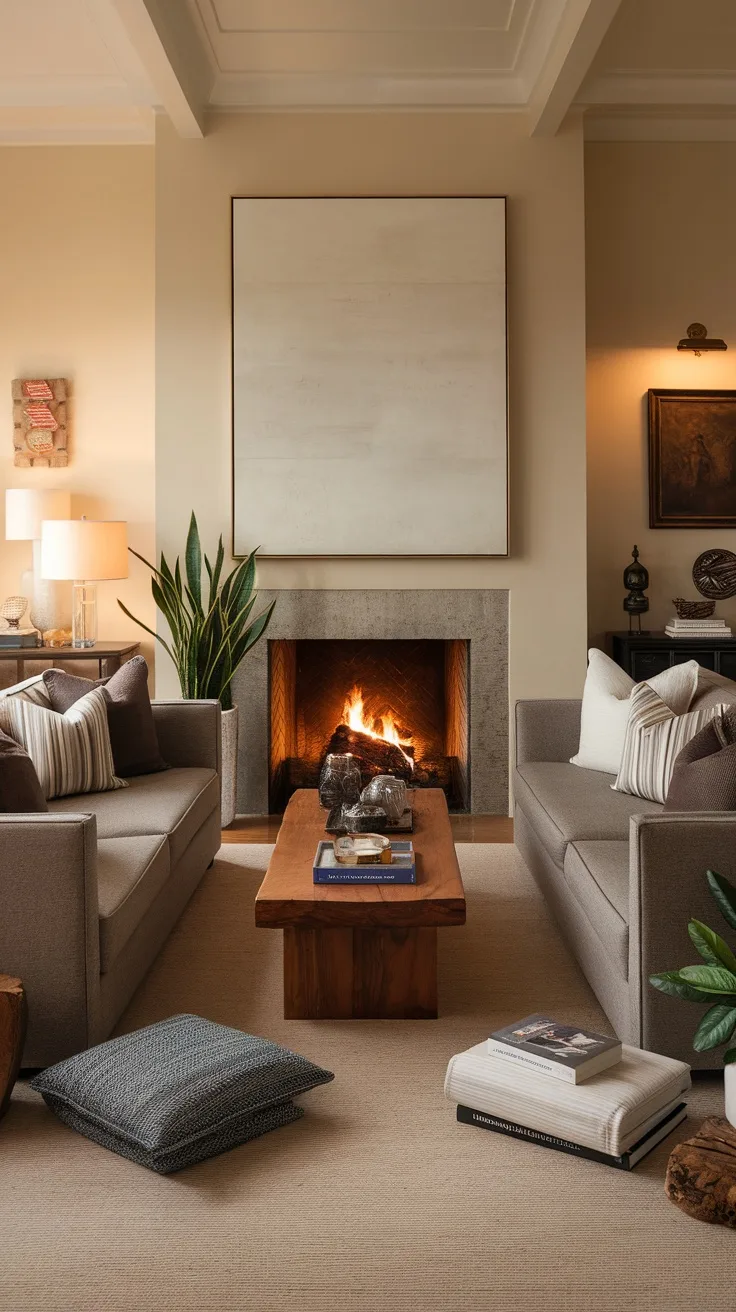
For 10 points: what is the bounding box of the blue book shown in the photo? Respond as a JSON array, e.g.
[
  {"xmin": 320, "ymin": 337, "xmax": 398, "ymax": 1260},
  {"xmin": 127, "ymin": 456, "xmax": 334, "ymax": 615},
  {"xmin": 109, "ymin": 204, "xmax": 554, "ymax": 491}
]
[{"xmin": 313, "ymin": 840, "xmax": 416, "ymax": 884}]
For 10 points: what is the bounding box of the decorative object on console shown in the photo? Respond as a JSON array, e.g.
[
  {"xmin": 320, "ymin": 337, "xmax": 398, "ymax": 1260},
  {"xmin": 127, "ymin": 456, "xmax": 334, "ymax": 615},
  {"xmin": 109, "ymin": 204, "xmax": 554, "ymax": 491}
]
[
  {"xmin": 673, "ymin": 597, "xmax": 715, "ymax": 619},
  {"xmin": 0, "ymin": 597, "xmax": 27, "ymax": 629},
  {"xmin": 30, "ymin": 1014, "xmax": 335, "ymax": 1174},
  {"xmin": 0, "ymin": 975, "xmax": 27, "ymax": 1121},
  {"xmin": 12, "ymin": 378, "xmax": 69, "ymax": 467},
  {"xmin": 649, "ymin": 390, "xmax": 736, "ymax": 528},
  {"xmin": 118, "ymin": 512, "xmax": 275, "ymax": 827},
  {"xmin": 41, "ymin": 517, "xmax": 128, "ymax": 650},
  {"xmin": 677, "ymin": 322, "xmax": 727, "ymax": 355},
  {"xmin": 232, "ymin": 197, "xmax": 508, "ymax": 557},
  {"xmin": 623, "ymin": 545, "xmax": 649, "ymax": 631},
  {"xmin": 650, "ymin": 868, "xmax": 736, "ymax": 1130},
  {"xmin": 5, "ymin": 487, "xmax": 72, "ymax": 638},
  {"xmin": 42, "ymin": 656, "xmax": 167, "ymax": 779},
  {"xmin": 666, "ymin": 616, "xmax": 732, "ymax": 639},
  {"xmin": 692, "ymin": 547, "xmax": 736, "ymax": 600}
]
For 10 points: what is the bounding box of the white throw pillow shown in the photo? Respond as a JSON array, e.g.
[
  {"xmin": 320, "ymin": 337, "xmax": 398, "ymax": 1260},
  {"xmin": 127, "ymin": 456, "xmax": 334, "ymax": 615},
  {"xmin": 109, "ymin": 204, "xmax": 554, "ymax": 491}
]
[
  {"xmin": 2, "ymin": 685, "xmax": 127, "ymax": 800},
  {"xmin": 613, "ymin": 681, "xmax": 728, "ymax": 804},
  {"xmin": 571, "ymin": 651, "xmax": 712, "ymax": 776}
]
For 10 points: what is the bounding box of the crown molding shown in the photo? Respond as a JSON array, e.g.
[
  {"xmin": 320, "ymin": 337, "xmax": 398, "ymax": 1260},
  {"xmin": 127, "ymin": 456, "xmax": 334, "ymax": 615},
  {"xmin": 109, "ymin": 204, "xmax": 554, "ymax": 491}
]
[
  {"xmin": 580, "ymin": 72, "xmax": 736, "ymax": 107},
  {"xmin": 0, "ymin": 106, "xmax": 155, "ymax": 145},
  {"xmin": 584, "ymin": 108, "xmax": 736, "ymax": 141},
  {"xmin": 208, "ymin": 70, "xmax": 527, "ymax": 110}
]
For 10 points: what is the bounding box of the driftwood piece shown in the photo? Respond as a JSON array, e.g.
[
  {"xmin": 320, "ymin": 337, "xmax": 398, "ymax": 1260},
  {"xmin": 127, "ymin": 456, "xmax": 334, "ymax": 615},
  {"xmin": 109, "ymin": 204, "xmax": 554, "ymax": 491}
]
[
  {"xmin": 665, "ymin": 1116, "xmax": 736, "ymax": 1228},
  {"xmin": 326, "ymin": 724, "xmax": 415, "ymax": 780},
  {"xmin": 0, "ymin": 974, "xmax": 27, "ymax": 1120}
]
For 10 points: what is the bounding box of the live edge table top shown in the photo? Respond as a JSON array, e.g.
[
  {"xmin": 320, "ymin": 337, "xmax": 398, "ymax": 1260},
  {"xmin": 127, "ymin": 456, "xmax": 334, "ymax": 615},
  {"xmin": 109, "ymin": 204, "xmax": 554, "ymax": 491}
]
[{"xmin": 255, "ymin": 788, "xmax": 466, "ymax": 931}]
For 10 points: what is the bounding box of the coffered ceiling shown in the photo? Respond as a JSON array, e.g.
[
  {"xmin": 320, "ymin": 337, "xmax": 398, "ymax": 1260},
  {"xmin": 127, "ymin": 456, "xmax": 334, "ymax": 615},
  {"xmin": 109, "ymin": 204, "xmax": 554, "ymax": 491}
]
[{"xmin": 0, "ymin": 0, "xmax": 734, "ymax": 143}]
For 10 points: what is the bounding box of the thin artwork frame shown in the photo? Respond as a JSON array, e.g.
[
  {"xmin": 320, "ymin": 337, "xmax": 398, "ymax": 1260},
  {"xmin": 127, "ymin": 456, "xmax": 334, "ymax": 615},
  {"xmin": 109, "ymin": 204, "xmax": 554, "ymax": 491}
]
[
  {"xmin": 230, "ymin": 195, "xmax": 509, "ymax": 559},
  {"xmin": 648, "ymin": 388, "xmax": 736, "ymax": 529}
]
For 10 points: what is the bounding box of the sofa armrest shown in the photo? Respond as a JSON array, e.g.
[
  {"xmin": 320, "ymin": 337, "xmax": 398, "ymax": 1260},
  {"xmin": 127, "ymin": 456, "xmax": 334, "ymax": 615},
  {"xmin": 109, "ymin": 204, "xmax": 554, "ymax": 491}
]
[
  {"xmin": 630, "ymin": 812, "xmax": 736, "ymax": 1064},
  {"xmin": 152, "ymin": 699, "xmax": 221, "ymax": 775},
  {"xmin": 0, "ymin": 814, "xmax": 99, "ymax": 1066},
  {"xmin": 515, "ymin": 700, "xmax": 582, "ymax": 766}
]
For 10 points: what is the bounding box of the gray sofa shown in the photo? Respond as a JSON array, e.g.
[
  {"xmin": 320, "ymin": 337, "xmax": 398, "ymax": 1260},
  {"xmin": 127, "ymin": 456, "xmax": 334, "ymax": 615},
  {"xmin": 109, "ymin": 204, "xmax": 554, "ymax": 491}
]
[
  {"xmin": 515, "ymin": 699, "xmax": 736, "ymax": 1069},
  {"xmin": 0, "ymin": 699, "xmax": 221, "ymax": 1068}
]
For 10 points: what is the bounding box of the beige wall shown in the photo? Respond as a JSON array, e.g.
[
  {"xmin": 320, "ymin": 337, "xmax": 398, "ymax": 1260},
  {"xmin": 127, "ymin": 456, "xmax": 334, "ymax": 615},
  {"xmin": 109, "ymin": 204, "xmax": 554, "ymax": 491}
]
[
  {"xmin": 0, "ymin": 146, "xmax": 156, "ymax": 672},
  {"xmin": 155, "ymin": 112, "xmax": 589, "ymax": 714},
  {"xmin": 586, "ymin": 142, "xmax": 736, "ymax": 646}
]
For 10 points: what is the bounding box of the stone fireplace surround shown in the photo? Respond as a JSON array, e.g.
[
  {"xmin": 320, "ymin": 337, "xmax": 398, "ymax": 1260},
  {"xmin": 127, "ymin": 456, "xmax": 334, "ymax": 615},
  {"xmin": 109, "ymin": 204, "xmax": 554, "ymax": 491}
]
[{"xmin": 231, "ymin": 589, "xmax": 509, "ymax": 816}]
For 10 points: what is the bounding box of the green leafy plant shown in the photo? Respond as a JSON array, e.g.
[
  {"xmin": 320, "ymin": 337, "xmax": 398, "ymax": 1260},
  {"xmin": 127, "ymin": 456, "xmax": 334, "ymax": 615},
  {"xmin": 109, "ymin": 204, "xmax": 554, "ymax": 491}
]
[
  {"xmin": 650, "ymin": 869, "xmax": 736, "ymax": 1063},
  {"xmin": 118, "ymin": 512, "xmax": 275, "ymax": 711}
]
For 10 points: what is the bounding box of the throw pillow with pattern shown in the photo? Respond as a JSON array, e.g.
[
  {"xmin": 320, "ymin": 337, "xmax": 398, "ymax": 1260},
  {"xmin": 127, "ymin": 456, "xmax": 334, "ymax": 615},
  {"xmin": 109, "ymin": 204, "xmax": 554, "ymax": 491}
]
[
  {"xmin": 613, "ymin": 681, "xmax": 728, "ymax": 804},
  {"xmin": 2, "ymin": 685, "xmax": 127, "ymax": 800}
]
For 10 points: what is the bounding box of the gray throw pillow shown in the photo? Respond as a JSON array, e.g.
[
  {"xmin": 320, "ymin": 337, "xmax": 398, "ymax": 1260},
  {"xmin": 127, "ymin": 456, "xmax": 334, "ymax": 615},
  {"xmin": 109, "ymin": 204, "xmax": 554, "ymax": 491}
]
[
  {"xmin": 664, "ymin": 708, "xmax": 736, "ymax": 812},
  {"xmin": 31, "ymin": 1014, "xmax": 334, "ymax": 1173},
  {"xmin": 43, "ymin": 655, "xmax": 167, "ymax": 778},
  {"xmin": 0, "ymin": 729, "xmax": 47, "ymax": 812}
]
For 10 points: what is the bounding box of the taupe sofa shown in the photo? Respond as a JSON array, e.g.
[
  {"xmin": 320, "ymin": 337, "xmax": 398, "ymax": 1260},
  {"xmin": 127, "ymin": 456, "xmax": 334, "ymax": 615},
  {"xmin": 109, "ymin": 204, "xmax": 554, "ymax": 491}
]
[
  {"xmin": 1, "ymin": 700, "xmax": 221, "ymax": 1068},
  {"xmin": 515, "ymin": 699, "xmax": 736, "ymax": 1069}
]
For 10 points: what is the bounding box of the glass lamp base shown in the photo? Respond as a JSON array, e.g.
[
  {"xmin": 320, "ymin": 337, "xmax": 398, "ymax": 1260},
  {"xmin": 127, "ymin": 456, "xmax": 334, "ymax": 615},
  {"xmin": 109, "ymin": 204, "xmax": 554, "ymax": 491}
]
[{"xmin": 72, "ymin": 581, "xmax": 97, "ymax": 648}]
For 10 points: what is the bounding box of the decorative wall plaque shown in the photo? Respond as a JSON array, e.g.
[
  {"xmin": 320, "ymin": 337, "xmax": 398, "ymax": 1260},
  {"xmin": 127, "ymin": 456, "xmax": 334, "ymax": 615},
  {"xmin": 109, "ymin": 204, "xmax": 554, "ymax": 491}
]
[{"xmin": 12, "ymin": 378, "xmax": 69, "ymax": 467}]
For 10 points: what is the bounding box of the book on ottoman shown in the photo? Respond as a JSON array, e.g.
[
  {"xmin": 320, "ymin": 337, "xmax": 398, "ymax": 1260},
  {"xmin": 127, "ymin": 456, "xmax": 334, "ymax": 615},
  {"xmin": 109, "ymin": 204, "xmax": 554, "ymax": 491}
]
[
  {"xmin": 445, "ymin": 1041, "xmax": 690, "ymax": 1160},
  {"xmin": 487, "ymin": 1014, "xmax": 622, "ymax": 1084}
]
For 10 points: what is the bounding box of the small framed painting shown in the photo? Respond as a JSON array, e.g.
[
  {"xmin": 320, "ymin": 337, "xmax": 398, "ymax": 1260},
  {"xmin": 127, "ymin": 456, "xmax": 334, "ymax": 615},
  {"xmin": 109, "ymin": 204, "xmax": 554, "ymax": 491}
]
[{"xmin": 649, "ymin": 388, "xmax": 736, "ymax": 528}]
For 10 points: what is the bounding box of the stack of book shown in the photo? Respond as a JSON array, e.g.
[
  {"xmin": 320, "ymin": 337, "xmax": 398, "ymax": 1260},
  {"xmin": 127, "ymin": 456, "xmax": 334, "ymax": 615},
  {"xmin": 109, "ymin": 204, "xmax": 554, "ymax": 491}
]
[
  {"xmin": 445, "ymin": 1014, "xmax": 691, "ymax": 1170},
  {"xmin": 0, "ymin": 628, "xmax": 39, "ymax": 649},
  {"xmin": 665, "ymin": 616, "xmax": 732, "ymax": 639}
]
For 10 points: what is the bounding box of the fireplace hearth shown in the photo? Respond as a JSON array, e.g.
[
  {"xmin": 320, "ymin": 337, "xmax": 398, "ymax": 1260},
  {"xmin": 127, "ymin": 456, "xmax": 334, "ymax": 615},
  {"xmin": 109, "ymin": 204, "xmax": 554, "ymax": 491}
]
[{"xmin": 269, "ymin": 638, "xmax": 469, "ymax": 812}]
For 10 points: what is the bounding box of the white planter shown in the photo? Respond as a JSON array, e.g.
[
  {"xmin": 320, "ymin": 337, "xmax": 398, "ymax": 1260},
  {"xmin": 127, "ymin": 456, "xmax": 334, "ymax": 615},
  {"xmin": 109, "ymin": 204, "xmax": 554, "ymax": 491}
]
[
  {"xmin": 220, "ymin": 706, "xmax": 239, "ymax": 828},
  {"xmin": 725, "ymin": 1062, "xmax": 736, "ymax": 1129}
]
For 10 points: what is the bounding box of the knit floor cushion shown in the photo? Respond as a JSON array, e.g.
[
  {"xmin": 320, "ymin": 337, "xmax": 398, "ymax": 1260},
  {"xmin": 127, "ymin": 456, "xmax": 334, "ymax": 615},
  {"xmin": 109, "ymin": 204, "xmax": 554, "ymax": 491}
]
[{"xmin": 31, "ymin": 1014, "xmax": 335, "ymax": 1174}]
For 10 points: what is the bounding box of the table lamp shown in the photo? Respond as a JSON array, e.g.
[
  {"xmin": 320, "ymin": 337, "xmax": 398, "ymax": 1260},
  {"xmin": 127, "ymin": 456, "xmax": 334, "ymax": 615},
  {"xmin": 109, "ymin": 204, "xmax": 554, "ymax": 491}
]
[
  {"xmin": 5, "ymin": 488, "xmax": 72, "ymax": 635},
  {"xmin": 40, "ymin": 518, "xmax": 128, "ymax": 648}
]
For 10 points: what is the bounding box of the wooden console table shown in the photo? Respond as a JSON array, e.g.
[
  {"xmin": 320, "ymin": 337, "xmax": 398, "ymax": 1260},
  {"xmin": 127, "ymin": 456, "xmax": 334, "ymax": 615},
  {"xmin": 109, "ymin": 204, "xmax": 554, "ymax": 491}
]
[
  {"xmin": 0, "ymin": 640, "xmax": 140, "ymax": 684},
  {"xmin": 255, "ymin": 789, "xmax": 466, "ymax": 1020}
]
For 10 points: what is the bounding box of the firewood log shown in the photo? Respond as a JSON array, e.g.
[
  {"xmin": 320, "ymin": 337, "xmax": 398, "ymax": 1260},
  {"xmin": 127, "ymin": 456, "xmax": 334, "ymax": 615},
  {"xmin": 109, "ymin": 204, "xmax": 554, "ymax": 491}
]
[{"xmin": 325, "ymin": 724, "xmax": 414, "ymax": 780}]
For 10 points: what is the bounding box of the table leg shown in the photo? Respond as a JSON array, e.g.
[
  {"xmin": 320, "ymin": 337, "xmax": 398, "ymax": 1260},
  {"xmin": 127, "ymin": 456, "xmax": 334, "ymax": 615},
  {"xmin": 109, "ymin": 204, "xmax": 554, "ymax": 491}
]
[
  {"xmin": 15, "ymin": 658, "xmax": 24, "ymax": 684},
  {"xmin": 0, "ymin": 975, "xmax": 26, "ymax": 1120},
  {"xmin": 100, "ymin": 655, "xmax": 122, "ymax": 678},
  {"xmin": 283, "ymin": 925, "xmax": 438, "ymax": 1020}
]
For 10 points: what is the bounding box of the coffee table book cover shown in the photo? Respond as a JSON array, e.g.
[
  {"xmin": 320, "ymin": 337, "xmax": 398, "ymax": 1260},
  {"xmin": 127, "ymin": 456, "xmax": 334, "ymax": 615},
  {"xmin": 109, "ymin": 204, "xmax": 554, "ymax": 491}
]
[
  {"xmin": 313, "ymin": 840, "xmax": 416, "ymax": 884},
  {"xmin": 487, "ymin": 1014, "xmax": 622, "ymax": 1084},
  {"xmin": 455, "ymin": 1103, "xmax": 688, "ymax": 1171}
]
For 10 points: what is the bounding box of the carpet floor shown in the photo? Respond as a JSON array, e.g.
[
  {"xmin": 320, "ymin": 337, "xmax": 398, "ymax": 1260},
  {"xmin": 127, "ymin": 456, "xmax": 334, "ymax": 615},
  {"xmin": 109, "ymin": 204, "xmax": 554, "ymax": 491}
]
[{"xmin": 0, "ymin": 844, "xmax": 732, "ymax": 1312}]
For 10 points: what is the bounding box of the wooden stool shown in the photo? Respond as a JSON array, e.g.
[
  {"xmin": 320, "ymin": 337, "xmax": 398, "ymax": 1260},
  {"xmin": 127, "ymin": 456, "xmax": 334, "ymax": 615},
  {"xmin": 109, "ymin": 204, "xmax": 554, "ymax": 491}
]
[
  {"xmin": 0, "ymin": 975, "xmax": 27, "ymax": 1120},
  {"xmin": 665, "ymin": 1116, "xmax": 736, "ymax": 1228}
]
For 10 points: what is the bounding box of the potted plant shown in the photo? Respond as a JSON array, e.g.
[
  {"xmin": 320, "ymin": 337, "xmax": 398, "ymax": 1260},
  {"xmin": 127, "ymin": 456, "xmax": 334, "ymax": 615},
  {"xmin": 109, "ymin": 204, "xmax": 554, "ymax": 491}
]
[
  {"xmin": 118, "ymin": 513, "xmax": 275, "ymax": 826},
  {"xmin": 650, "ymin": 869, "xmax": 736, "ymax": 1125}
]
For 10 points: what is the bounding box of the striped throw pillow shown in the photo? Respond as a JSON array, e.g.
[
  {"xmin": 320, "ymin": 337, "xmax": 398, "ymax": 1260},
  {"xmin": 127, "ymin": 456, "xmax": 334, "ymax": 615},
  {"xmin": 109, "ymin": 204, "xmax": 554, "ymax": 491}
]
[
  {"xmin": 613, "ymin": 681, "xmax": 728, "ymax": 804},
  {"xmin": 0, "ymin": 673, "xmax": 52, "ymax": 737},
  {"xmin": 2, "ymin": 685, "xmax": 127, "ymax": 800}
]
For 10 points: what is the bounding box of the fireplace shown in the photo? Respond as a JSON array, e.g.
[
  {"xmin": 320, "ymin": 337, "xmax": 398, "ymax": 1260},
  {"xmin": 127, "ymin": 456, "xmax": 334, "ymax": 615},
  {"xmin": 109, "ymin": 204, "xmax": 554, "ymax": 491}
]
[{"xmin": 268, "ymin": 638, "xmax": 470, "ymax": 813}]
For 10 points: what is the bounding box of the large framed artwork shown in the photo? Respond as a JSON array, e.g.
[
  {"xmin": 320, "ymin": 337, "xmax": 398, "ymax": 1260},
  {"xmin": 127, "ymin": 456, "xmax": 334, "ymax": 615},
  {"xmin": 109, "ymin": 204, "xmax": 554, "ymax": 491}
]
[
  {"xmin": 649, "ymin": 388, "xmax": 736, "ymax": 528},
  {"xmin": 232, "ymin": 197, "xmax": 508, "ymax": 557}
]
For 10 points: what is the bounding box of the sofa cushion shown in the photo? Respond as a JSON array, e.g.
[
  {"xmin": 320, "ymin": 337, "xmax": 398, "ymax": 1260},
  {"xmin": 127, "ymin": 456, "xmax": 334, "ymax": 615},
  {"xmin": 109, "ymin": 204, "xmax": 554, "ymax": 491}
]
[
  {"xmin": 665, "ymin": 709, "xmax": 736, "ymax": 811},
  {"xmin": 43, "ymin": 656, "xmax": 168, "ymax": 779},
  {"xmin": 563, "ymin": 841, "xmax": 630, "ymax": 978},
  {"xmin": 97, "ymin": 835, "xmax": 170, "ymax": 972},
  {"xmin": 48, "ymin": 767, "xmax": 218, "ymax": 865},
  {"xmin": 514, "ymin": 762, "xmax": 662, "ymax": 868}
]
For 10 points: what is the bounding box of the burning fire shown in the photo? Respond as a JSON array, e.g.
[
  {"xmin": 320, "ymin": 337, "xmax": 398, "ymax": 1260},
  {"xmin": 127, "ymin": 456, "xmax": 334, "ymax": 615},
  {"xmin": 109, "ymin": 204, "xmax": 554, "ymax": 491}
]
[{"xmin": 341, "ymin": 685, "xmax": 414, "ymax": 769}]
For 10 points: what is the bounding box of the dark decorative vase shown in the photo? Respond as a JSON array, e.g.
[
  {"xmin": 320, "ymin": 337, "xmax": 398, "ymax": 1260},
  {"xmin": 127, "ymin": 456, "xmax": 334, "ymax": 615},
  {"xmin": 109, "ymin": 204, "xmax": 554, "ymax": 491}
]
[{"xmin": 623, "ymin": 545, "xmax": 649, "ymax": 631}]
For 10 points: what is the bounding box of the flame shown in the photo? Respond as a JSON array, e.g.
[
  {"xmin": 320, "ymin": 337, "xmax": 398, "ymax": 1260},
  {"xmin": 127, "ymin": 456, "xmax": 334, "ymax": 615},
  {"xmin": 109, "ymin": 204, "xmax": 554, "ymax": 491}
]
[{"xmin": 341, "ymin": 685, "xmax": 414, "ymax": 769}]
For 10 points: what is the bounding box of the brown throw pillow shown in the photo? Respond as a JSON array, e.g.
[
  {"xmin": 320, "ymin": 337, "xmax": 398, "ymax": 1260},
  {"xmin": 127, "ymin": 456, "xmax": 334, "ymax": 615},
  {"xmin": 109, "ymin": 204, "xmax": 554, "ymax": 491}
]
[
  {"xmin": 42, "ymin": 656, "xmax": 167, "ymax": 779},
  {"xmin": 664, "ymin": 708, "xmax": 736, "ymax": 811},
  {"xmin": 0, "ymin": 729, "xmax": 48, "ymax": 812}
]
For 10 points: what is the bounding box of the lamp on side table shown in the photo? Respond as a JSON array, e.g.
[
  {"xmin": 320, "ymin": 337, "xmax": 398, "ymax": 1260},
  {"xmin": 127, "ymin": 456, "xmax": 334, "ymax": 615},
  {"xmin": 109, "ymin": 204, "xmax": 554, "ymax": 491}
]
[{"xmin": 41, "ymin": 518, "xmax": 129, "ymax": 649}]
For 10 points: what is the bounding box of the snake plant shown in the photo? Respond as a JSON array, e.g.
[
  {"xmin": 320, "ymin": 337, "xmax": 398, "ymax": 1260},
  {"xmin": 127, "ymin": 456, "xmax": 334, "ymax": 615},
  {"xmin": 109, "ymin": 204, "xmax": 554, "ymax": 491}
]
[
  {"xmin": 650, "ymin": 869, "xmax": 736, "ymax": 1063},
  {"xmin": 118, "ymin": 512, "xmax": 275, "ymax": 711}
]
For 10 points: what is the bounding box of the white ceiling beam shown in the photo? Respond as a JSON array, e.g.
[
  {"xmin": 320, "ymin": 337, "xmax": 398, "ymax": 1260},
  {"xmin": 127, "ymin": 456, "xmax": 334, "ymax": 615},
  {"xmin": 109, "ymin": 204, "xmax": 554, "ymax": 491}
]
[
  {"xmin": 527, "ymin": 0, "xmax": 623, "ymax": 136},
  {"xmin": 106, "ymin": 0, "xmax": 213, "ymax": 138}
]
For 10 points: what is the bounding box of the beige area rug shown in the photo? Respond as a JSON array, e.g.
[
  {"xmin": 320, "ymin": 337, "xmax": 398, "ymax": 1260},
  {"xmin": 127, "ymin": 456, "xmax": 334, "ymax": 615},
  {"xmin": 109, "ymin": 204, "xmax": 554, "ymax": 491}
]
[{"xmin": 0, "ymin": 844, "xmax": 732, "ymax": 1312}]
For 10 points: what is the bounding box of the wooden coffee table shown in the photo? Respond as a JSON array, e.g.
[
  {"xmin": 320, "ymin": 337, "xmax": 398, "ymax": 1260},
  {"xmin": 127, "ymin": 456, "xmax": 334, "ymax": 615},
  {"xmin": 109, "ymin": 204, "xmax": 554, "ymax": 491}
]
[{"xmin": 255, "ymin": 789, "xmax": 466, "ymax": 1020}]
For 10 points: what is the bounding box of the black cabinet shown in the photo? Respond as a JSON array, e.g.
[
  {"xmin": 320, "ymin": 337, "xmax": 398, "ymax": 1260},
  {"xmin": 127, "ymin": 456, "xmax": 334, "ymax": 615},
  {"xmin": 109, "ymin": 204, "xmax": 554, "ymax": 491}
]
[{"xmin": 609, "ymin": 631, "xmax": 736, "ymax": 682}]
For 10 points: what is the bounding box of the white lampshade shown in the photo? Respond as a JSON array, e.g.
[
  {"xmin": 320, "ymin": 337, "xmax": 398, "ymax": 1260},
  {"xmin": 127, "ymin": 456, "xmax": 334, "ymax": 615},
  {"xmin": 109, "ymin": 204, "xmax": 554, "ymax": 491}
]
[
  {"xmin": 41, "ymin": 519, "xmax": 129, "ymax": 582},
  {"xmin": 5, "ymin": 488, "xmax": 71, "ymax": 540}
]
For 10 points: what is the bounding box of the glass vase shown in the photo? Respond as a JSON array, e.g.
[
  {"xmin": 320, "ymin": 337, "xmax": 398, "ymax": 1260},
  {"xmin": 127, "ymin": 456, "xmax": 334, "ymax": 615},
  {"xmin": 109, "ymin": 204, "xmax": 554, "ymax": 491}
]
[{"xmin": 319, "ymin": 753, "xmax": 362, "ymax": 811}]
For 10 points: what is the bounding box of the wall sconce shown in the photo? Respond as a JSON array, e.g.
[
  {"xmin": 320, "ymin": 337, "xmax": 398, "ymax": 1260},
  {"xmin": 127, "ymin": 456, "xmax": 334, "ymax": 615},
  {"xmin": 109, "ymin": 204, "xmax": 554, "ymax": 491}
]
[{"xmin": 677, "ymin": 323, "xmax": 727, "ymax": 356}]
